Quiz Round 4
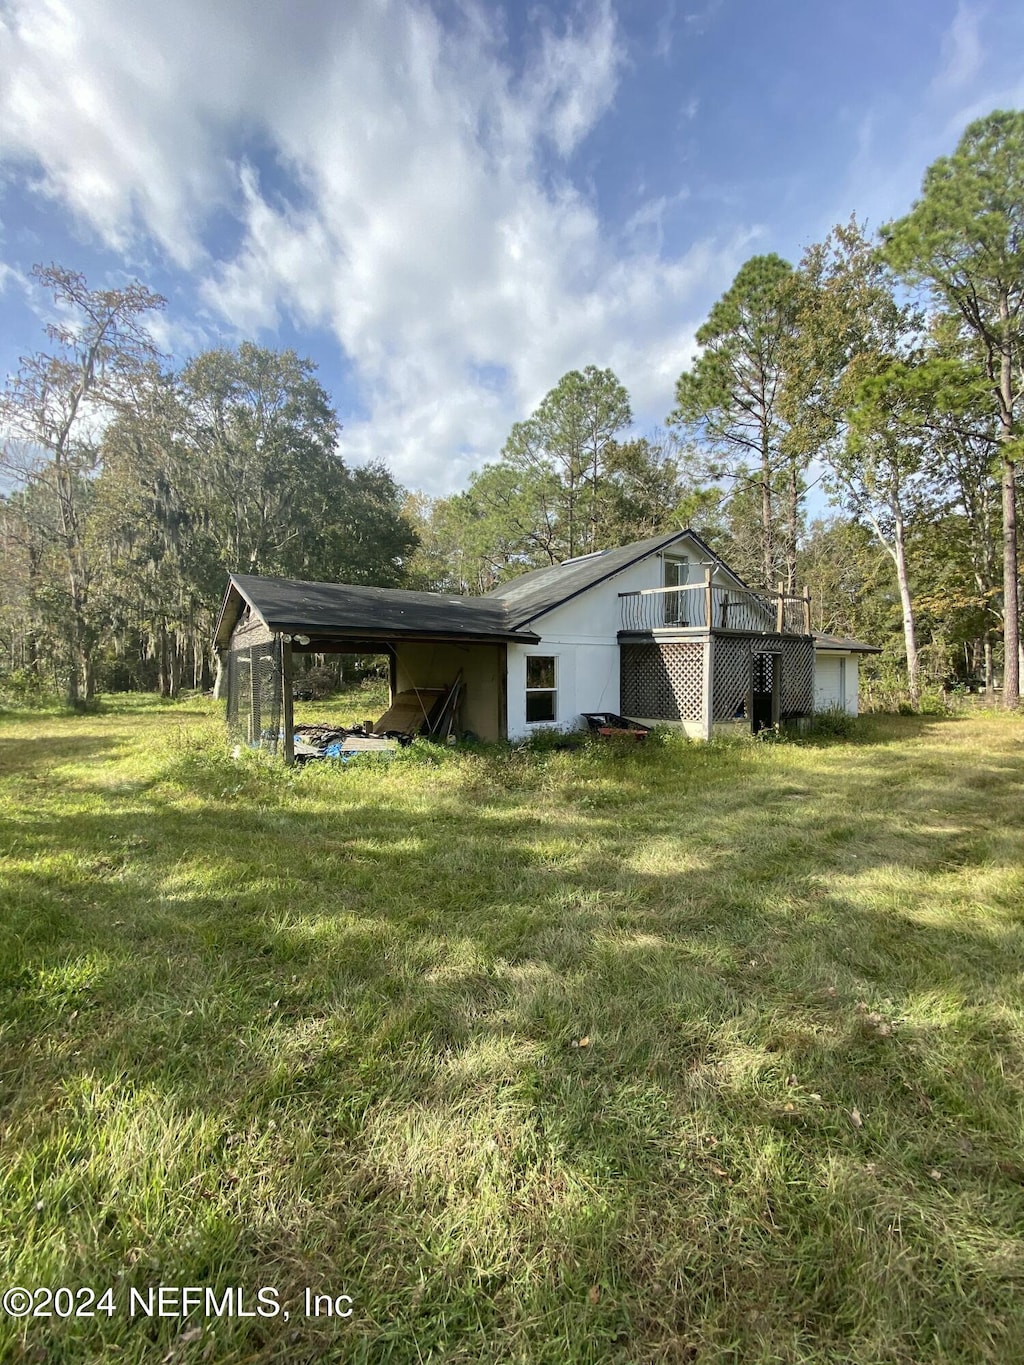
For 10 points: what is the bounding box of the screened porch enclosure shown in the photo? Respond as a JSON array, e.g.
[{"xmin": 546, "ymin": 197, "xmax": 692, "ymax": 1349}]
[
  {"xmin": 223, "ymin": 634, "xmax": 510, "ymax": 760},
  {"xmin": 224, "ymin": 617, "xmax": 287, "ymax": 754}
]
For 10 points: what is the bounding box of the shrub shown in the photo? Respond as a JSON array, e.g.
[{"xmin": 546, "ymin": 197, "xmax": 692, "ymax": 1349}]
[
  {"xmin": 0, "ymin": 668, "xmax": 57, "ymax": 710},
  {"xmin": 804, "ymin": 704, "xmax": 858, "ymax": 739},
  {"xmin": 521, "ymin": 726, "xmax": 589, "ymax": 753}
]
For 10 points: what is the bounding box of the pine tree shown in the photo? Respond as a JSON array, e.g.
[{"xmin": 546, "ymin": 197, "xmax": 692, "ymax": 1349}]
[{"xmin": 882, "ymin": 109, "xmax": 1024, "ymax": 708}]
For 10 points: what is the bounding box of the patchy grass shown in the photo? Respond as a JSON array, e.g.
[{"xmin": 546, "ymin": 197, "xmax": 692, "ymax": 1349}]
[
  {"xmin": 292, "ymin": 678, "xmax": 391, "ymax": 729},
  {"xmin": 1, "ymin": 702, "xmax": 1024, "ymax": 1363}
]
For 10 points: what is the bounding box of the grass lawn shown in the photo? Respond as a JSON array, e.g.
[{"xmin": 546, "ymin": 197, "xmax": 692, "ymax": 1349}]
[{"xmin": 1, "ymin": 696, "xmax": 1023, "ymax": 1363}]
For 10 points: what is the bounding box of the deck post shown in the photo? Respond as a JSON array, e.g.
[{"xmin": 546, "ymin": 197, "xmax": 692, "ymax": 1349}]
[
  {"xmin": 803, "ymin": 586, "xmax": 812, "ymax": 636},
  {"xmin": 704, "ymin": 566, "xmax": 713, "ymax": 630},
  {"xmin": 776, "ymin": 581, "xmax": 785, "ymax": 633},
  {"xmin": 281, "ymin": 637, "xmax": 295, "ymax": 766}
]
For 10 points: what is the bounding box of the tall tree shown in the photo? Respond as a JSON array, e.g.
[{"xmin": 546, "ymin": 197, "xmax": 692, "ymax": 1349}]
[
  {"xmin": 668, "ymin": 254, "xmax": 799, "ymax": 590},
  {"xmin": 0, "ymin": 266, "xmax": 165, "ymax": 704},
  {"xmin": 798, "ymin": 516, "xmax": 893, "ymax": 643},
  {"xmin": 93, "ymin": 346, "xmax": 416, "ymax": 696},
  {"xmin": 93, "ymin": 370, "xmax": 211, "ymax": 696},
  {"xmin": 841, "ymin": 358, "xmax": 940, "ymax": 703},
  {"xmin": 172, "ymin": 343, "xmax": 414, "ymax": 590},
  {"xmin": 598, "ymin": 431, "xmax": 688, "ymax": 545},
  {"xmin": 881, "ymin": 109, "xmax": 1024, "ymax": 709},
  {"xmin": 786, "ymin": 222, "xmax": 930, "ymax": 702},
  {"xmin": 503, "ymin": 366, "xmax": 632, "ymax": 559},
  {"xmin": 891, "ymin": 318, "xmax": 1003, "ymax": 690},
  {"xmin": 177, "ymin": 344, "xmax": 340, "ymax": 582}
]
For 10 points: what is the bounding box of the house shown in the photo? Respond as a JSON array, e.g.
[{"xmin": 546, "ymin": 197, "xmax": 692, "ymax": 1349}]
[{"xmin": 213, "ymin": 530, "xmax": 879, "ymax": 758}]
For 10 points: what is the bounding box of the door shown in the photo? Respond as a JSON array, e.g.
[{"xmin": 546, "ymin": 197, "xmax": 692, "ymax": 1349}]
[
  {"xmin": 751, "ymin": 652, "xmax": 779, "ymax": 733},
  {"xmin": 664, "ymin": 558, "xmax": 688, "ymax": 626}
]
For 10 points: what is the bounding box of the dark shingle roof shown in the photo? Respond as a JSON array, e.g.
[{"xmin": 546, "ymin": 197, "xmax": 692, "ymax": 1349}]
[
  {"xmin": 813, "ymin": 631, "xmax": 881, "ymax": 654},
  {"xmin": 487, "ymin": 530, "xmax": 695, "ymax": 627},
  {"xmin": 215, "ymin": 574, "xmax": 539, "ymax": 648},
  {"xmin": 215, "ymin": 536, "xmax": 881, "ymax": 655}
]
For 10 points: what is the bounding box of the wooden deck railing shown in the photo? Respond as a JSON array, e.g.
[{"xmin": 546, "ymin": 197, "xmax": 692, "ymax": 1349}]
[{"xmin": 619, "ymin": 571, "xmax": 811, "ymax": 635}]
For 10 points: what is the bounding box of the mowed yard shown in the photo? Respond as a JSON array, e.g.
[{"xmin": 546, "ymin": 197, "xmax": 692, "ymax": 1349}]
[{"xmin": 1, "ymin": 697, "xmax": 1023, "ymax": 1365}]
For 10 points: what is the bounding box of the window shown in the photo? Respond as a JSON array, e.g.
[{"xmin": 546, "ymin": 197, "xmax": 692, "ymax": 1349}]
[{"xmin": 526, "ymin": 655, "xmax": 557, "ymax": 722}]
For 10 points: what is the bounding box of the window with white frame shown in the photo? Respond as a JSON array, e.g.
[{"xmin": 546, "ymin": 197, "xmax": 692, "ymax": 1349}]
[{"xmin": 525, "ymin": 655, "xmax": 557, "ymax": 722}]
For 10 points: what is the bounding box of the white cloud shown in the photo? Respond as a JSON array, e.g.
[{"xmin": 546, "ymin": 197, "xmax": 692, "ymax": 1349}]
[
  {"xmin": 0, "ymin": 0, "xmax": 749, "ymax": 493},
  {"xmin": 0, "ymin": 258, "xmax": 26, "ymax": 297},
  {"xmin": 821, "ymin": 7, "xmax": 1024, "ymax": 246},
  {"xmin": 932, "ymin": 3, "xmax": 983, "ymax": 94},
  {"xmin": 654, "ymin": 1, "xmax": 677, "ymax": 62}
]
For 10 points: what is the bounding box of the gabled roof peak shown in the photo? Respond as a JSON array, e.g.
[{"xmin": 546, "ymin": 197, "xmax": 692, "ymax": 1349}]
[{"xmin": 486, "ymin": 529, "xmax": 733, "ymax": 628}]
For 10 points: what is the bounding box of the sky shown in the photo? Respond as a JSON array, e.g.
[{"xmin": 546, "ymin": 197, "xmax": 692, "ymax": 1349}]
[{"xmin": 1, "ymin": 0, "xmax": 1023, "ymax": 499}]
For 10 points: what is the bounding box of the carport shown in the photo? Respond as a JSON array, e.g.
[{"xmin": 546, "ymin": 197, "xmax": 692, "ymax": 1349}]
[{"xmin": 213, "ymin": 574, "xmax": 540, "ymax": 761}]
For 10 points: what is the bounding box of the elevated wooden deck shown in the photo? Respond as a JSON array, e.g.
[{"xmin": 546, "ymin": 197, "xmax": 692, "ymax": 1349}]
[{"xmin": 619, "ymin": 574, "xmax": 811, "ymax": 637}]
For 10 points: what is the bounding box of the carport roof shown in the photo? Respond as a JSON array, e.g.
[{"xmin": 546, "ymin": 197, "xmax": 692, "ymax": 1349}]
[{"xmin": 215, "ymin": 573, "xmax": 540, "ymax": 649}]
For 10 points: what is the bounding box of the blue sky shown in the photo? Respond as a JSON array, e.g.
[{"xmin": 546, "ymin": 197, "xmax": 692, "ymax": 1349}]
[{"xmin": 1, "ymin": 0, "xmax": 1022, "ymax": 496}]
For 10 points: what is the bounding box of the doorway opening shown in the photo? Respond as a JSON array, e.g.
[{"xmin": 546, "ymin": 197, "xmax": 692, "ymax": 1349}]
[{"xmin": 751, "ymin": 652, "xmax": 780, "ymax": 733}]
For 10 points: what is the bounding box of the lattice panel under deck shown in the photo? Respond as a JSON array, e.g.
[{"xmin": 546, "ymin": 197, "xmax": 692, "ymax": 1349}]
[
  {"xmin": 711, "ymin": 636, "xmax": 816, "ymax": 721},
  {"xmin": 711, "ymin": 638, "xmax": 752, "ymax": 720},
  {"xmin": 779, "ymin": 638, "xmax": 815, "ymax": 717},
  {"xmin": 620, "ymin": 642, "xmax": 705, "ymax": 721}
]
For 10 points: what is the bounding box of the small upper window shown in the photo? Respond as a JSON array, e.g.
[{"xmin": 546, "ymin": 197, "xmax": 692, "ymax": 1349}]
[{"xmin": 526, "ymin": 655, "xmax": 557, "ymax": 723}]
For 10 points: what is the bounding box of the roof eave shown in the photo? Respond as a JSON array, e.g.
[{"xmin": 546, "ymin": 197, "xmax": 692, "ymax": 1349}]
[
  {"xmin": 213, "ymin": 575, "xmax": 272, "ymax": 650},
  {"xmin": 814, "ymin": 638, "xmax": 882, "ymax": 654},
  {"xmin": 272, "ymin": 623, "xmax": 539, "ymax": 646}
]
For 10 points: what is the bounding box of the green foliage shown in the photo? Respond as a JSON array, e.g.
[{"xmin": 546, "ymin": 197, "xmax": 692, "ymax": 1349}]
[
  {"xmin": 2, "ymin": 323, "xmax": 416, "ymax": 701},
  {"xmin": 804, "ymin": 704, "xmax": 859, "ymax": 739},
  {"xmin": 0, "ymin": 667, "xmax": 55, "ymax": 710},
  {"xmin": 519, "ymin": 724, "xmax": 589, "ymax": 753},
  {"xmin": 786, "ymin": 221, "xmax": 933, "ymax": 700},
  {"xmin": 503, "ymin": 364, "xmax": 633, "ymax": 560},
  {"xmin": 882, "ymin": 109, "xmax": 1024, "ymax": 708},
  {"xmin": 409, "ymin": 372, "xmax": 690, "ymax": 591},
  {"xmin": 0, "ymin": 267, "xmax": 166, "ymax": 704},
  {"xmin": 669, "ymin": 253, "xmax": 803, "ymax": 589},
  {"xmin": 881, "ymin": 109, "xmax": 1024, "ymax": 335}
]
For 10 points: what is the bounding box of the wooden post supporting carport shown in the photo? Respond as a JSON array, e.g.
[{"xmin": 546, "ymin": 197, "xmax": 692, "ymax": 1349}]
[{"xmin": 281, "ymin": 636, "xmax": 295, "ymax": 766}]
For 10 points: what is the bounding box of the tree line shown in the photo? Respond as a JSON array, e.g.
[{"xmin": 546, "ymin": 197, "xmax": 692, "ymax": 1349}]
[
  {"xmin": 1, "ymin": 109, "xmax": 1021, "ymax": 710},
  {"xmin": 0, "ymin": 271, "xmax": 414, "ymax": 704},
  {"xmin": 409, "ymin": 110, "xmax": 1023, "ymax": 710}
]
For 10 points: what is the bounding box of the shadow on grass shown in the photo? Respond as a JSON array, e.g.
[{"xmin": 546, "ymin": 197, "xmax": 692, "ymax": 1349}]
[{"xmin": 0, "ymin": 732, "xmax": 126, "ymax": 780}]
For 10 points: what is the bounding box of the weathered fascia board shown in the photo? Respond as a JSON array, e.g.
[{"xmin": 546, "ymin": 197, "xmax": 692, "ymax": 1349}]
[
  {"xmin": 285, "ymin": 633, "xmax": 529, "ymax": 651},
  {"xmin": 617, "ymin": 627, "xmax": 813, "ymax": 643}
]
